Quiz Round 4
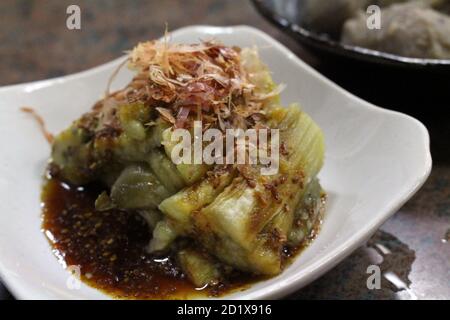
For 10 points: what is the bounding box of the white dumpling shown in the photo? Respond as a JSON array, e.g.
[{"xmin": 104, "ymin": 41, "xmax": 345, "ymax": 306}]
[
  {"xmin": 300, "ymin": 0, "xmax": 370, "ymax": 36},
  {"xmin": 342, "ymin": 2, "xmax": 450, "ymax": 59}
]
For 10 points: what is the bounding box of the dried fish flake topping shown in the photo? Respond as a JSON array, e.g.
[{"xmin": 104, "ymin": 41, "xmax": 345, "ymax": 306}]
[{"xmin": 124, "ymin": 38, "xmax": 281, "ymax": 130}]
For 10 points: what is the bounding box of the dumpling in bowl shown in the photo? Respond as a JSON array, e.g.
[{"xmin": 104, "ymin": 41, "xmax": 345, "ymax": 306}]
[
  {"xmin": 300, "ymin": 0, "xmax": 370, "ymax": 37},
  {"xmin": 342, "ymin": 2, "xmax": 450, "ymax": 59}
]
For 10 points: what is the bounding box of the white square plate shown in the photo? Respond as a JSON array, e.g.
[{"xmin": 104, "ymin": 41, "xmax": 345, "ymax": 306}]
[{"xmin": 0, "ymin": 26, "xmax": 431, "ymax": 299}]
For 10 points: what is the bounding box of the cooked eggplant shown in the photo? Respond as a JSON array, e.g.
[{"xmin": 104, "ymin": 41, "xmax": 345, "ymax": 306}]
[
  {"xmin": 110, "ymin": 164, "xmax": 171, "ymax": 209},
  {"xmin": 177, "ymin": 249, "xmax": 222, "ymax": 287},
  {"xmin": 148, "ymin": 219, "xmax": 178, "ymax": 252},
  {"xmin": 47, "ymin": 38, "xmax": 326, "ymax": 290},
  {"xmin": 147, "ymin": 149, "xmax": 185, "ymax": 193},
  {"xmin": 158, "ymin": 167, "xmax": 236, "ymax": 231},
  {"xmin": 190, "ymin": 106, "xmax": 325, "ymax": 275},
  {"xmin": 161, "ymin": 127, "xmax": 211, "ymax": 185}
]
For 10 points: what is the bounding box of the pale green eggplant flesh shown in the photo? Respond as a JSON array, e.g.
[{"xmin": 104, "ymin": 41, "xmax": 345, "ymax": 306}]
[
  {"xmin": 161, "ymin": 127, "xmax": 211, "ymax": 185},
  {"xmin": 177, "ymin": 249, "xmax": 222, "ymax": 287},
  {"xmin": 190, "ymin": 106, "xmax": 325, "ymax": 275},
  {"xmin": 110, "ymin": 164, "xmax": 171, "ymax": 210},
  {"xmin": 158, "ymin": 168, "xmax": 236, "ymax": 232},
  {"xmin": 148, "ymin": 219, "xmax": 178, "ymax": 252},
  {"xmin": 147, "ymin": 149, "xmax": 186, "ymax": 194}
]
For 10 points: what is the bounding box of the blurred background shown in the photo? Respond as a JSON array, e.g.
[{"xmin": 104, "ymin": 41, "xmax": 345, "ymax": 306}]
[{"xmin": 0, "ymin": 0, "xmax": 448, "ymax": 299}]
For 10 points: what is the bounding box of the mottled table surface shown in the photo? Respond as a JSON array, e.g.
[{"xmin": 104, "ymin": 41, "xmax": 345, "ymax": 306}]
[{"xmin": 0, "ymin": 0, "xmax": 448, "ymax": 300}]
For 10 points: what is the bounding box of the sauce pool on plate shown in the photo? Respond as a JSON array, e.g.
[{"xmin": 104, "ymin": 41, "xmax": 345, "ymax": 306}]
[{"xmin": 41, "ymin": 173, "xmax": 324, "ymax": 299}]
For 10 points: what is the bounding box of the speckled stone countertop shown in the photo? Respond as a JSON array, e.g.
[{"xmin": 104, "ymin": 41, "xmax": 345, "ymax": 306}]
[{"xmin": 0, "ymin": 0, "xmax": 448, "ymax": 300}]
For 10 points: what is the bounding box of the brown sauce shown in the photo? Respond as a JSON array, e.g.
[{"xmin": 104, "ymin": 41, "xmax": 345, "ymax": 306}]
[{"xmin": 41, "ymin": 176, "xmax": 324, "ymax": 299}]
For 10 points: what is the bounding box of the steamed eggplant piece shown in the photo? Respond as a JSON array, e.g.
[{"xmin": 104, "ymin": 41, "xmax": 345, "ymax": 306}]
[
  {"xmin": 50, "ymin": 102, "xmax": 165, "ymax": 185},
  {"xmin": 148, "ymin": 219, "xmax": 178, "ymax": 252},
  {"xmin": 110, "ymin": 164, "xmax": 171, "ymax": 209},
  {"xmin": 161, "ymin": 127, "xmax": 210, "ymax": 185},
  {"xmin": 177, "ymin": 249, "xmax": 222, "ymax": 287},
  {"xmin": 149, "ymin": 168, "xmax": 236, "ymax": 253},
  {"xmin": 239, "ymin": 47, "xmax": 281, "ymax": 108},
  {"xmin": 94, "ymin": 191, "xmax": 115, "ymax": 211},
  {"xmin": 288, "ymin": 177, "xmax": 324, "ymax": 246},
  {"xmin": 158, "ymin": 105, "xmax": 325, "ymax": 275},
  {"xmin": 199, "ymin": 106, "xmax": 324, "ymax": 275},
  {"xmin": 139, "ymin": 209, "xmax": 163, "ymax": 231},
  {"xmin": 158, "ymin": 168, "xmax": 236, "ymax": 232},
  {"xmin": 147, "ymin": 149, "xmax": 185, "ymax": 194},
  {"xmin": 51, "ymin": 126, "xmax": 96, "ymax": 185},
  {"xmin": 112, "ymin": 107, "xmax": 168, "ymax": 163}
]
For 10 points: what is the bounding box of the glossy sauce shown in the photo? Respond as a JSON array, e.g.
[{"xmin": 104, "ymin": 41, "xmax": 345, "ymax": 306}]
[{"xmin": 41, "ymin": 176, "xmax": 323, "ymax": 299}]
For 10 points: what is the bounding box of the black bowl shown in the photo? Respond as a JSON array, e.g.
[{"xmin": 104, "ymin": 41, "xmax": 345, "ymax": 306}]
[{"xmin": 252, "ymin": 0, "xmax": 450, "ymax": 72}]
